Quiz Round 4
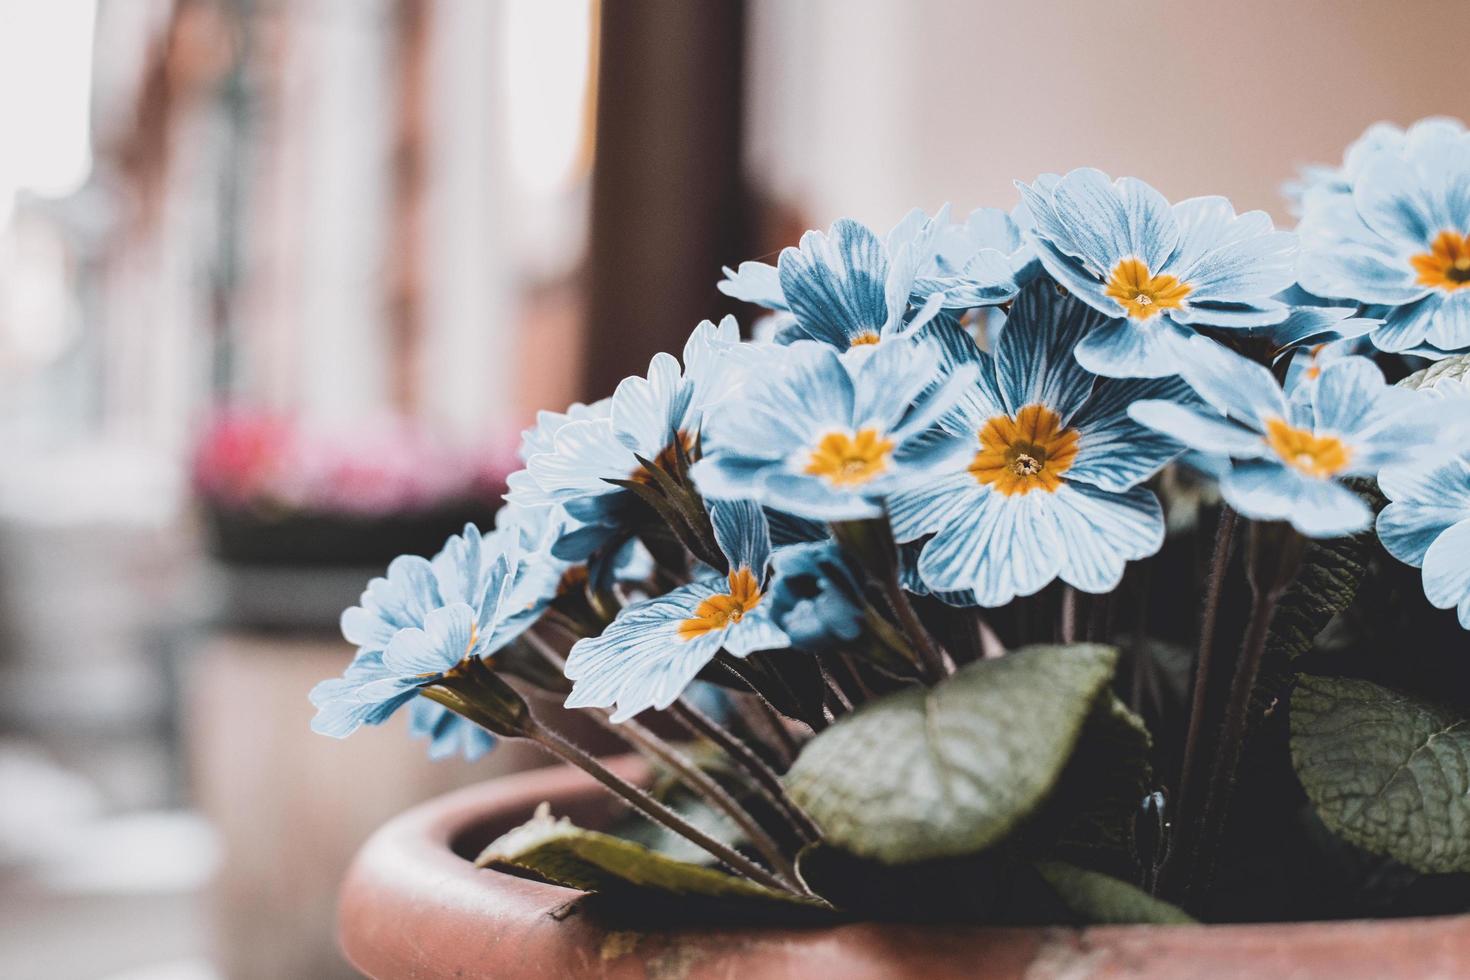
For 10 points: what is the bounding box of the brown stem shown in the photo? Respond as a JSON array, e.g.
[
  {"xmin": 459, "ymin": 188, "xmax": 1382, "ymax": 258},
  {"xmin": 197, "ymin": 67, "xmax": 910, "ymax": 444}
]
[
  {"xmin": 1171, "ymin": 508, "xmax": 1239, "ymax": 839},
  {"xmin": 528, "ymin": 720, "xmax": 796, "ymax": 894},
  {"xmin": 1059, "ymin": 586, "xmax": 1078, "ymax": 645},
  {"xmin": 607, "ymin": 714, "xmax": 802, "ymax": 888},
  {"xmin": 1183, "ymin": 585, "xmax": 1278, "ymax": 903},
  {"xmin": 670, "ymin": 700, "xmax": 821, "ymax": 842},
  {"xmin": 882, "ymin": 570, "xmax": 949, "ymax": 681}
]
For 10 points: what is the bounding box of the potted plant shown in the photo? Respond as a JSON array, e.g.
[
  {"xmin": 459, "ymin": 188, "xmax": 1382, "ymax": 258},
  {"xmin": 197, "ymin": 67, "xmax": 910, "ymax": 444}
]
[{"xmin": 315, "ymin": 118, "xmax": 1470, "ymax": 978}]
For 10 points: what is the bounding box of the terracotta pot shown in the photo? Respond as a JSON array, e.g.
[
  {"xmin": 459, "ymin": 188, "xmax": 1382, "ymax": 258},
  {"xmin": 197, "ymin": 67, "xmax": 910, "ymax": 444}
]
[{"xmin": 339, "ymin": 758, "xmax": 1470, "ymax": 979}]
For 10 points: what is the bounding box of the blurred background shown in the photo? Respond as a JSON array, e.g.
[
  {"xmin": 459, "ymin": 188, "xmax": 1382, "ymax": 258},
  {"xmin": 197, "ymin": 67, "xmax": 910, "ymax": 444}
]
[{"xmin": 0, "ymin": 0, "xmax": 1460, "ymax": 976}]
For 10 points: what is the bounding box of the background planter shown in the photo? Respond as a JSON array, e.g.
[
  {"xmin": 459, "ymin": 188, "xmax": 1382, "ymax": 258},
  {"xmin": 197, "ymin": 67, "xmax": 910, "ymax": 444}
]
[
  {"xmin": 201, "ymin": 501, "xmax": 501, "ymax": 569},
  {"xmin": 338, "ymin": 758, "xmax": 1470, "ymax": 979}
]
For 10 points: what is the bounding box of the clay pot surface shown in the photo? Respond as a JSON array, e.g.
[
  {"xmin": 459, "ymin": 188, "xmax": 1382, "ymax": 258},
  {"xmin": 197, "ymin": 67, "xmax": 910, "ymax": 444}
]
[{"xmin": 339, "ymin": 757, "xmax": 1470, "ymax": 979}]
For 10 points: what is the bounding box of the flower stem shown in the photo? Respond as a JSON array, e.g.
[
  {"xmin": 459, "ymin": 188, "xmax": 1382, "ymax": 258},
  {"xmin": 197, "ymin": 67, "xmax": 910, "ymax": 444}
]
[
  {"xmin": 601, "ymin": 713, "xmax": 804, "ymax": 890},
  {"xmin": 526, "ymin": 718, "xmax": 797, "ymax": 894},
  {"xmin": 1162, "ymin": 519, "xmax": 1303, "ymax": 906},
  {"xmin": 670, "ymin": 699, "xmax": 822, "ymax": 842},
  {"xmin": 881, "ymin": 570, "xmax": 949, "ymax": 682},
  {"xmin": 1160, "ymin": 506, "xmax": 1238, "ymax": 894}
]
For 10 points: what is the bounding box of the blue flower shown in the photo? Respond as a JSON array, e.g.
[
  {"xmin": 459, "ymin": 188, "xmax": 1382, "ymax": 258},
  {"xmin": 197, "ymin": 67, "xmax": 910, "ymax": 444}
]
[
  {"xmin": 1017, "ymin": 169, "xmax": 1297, "ymax": 378},
  {"xmin": 719, "ymin": 210, "xmax": 1027, "ymax": 349},
  {"xmin": 310, "ymin": 601, "xmax": 489, "ymax": 738},
  {"xmin": 719, "ymin": 217, "xmax": 946, "ymax": 350},
  {"xmin": 1129, "ymin": 337, "xmax": 1438, "ymax": 537},
  {"xmin": 1246, "ymin": 288, "xmax": 1380, "ymax": 393},
  {"xmin": 563, "ymin": 500, "xmax": 790, "ymax": 722},
  {"xmin": 312, "ymin": 524, "xmax": 552, "ymax": 742},
  {"xmin": 1283, "ymin": 120, "xmax": 1450, "ymax": 215},
  {"xmin": 888, "ymin": 281, "xmax": 1192, "ymax": 606},
  {"xmin": 766, "ymin": 540, "xmax": 865, "ymax": 649},
  {"xmin": 523, "ymin": 318, "xmax": 750, "ymax": 559},
  {"xmin": 690, "ymin": 335, "xmax": 976, "ymax": 521},
  {"xmin": 1378, "ymin": 449, "xmax": 1470, "ymax": 630},
  {"xmin": 408, "ymin": 698, "xmax": 496, "ymax": 761},
  {"xmin": 1298, "ymin": 118, "xmax": 1470, "ymax": 354},
  {"xmin": 887, "ymin": 204, "xmax": 1038, "ymax": 310}
]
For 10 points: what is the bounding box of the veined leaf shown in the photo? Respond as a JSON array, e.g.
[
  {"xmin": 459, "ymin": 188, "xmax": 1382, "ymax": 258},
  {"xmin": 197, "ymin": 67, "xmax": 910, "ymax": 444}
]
[
  {"xmin": 1291, "ymin": 675, "xmax": 1470, "ymax": 874},
  {"xmin": 476, "ymin": 804, "xmax": 814, "ymax": 906},
  {"xmin": 784, "ymin": 644, "xmax": 1118, "ymax": 864}
]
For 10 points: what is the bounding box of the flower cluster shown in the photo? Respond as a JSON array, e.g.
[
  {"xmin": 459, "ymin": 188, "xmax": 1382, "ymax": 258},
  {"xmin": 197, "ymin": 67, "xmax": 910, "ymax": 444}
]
[{"xmin": 310, "ymin": 118, "xmax": 1470, "ymax": 927}]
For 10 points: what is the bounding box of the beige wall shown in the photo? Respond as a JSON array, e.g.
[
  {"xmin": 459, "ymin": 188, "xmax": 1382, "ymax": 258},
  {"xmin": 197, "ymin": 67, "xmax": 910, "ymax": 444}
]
[{"xmin": 750, "ymin": 0, "xmax": 1467, "ymax": 229}]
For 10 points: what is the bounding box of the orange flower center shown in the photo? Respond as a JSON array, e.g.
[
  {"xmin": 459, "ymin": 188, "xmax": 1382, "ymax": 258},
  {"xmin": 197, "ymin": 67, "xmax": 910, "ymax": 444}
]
[
  {"xmin": 629, "ymin": 430, "xmax": 695, "ymax": 484},
  {"xmin": 805, "ymin": 428, "xmax": 895, "ymax": 486},
  {"xmin": 1104, "ymin": 257, "xmax": 1192, "ymax": 320},
  {"xmin": 969, "ymin": 404, "xmax": 1080, "ymax": 496},
  {"xmin": 1411, "ymin": 229, "xmax": 1470, "ymax": 291},
  {"xmin": 849, "ymin": 330, "xmax": 881, "ymax": 347},
  {"xmin": 1263, "ymin": 418, "xmax": 1351, "ymax": 479},
  {"xmin": 678, "ymin": 567, "xmax": 763, "ymax": 641}
]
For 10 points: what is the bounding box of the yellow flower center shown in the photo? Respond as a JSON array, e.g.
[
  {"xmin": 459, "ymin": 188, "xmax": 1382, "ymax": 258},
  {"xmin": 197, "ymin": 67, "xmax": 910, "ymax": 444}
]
[
  {"xmin": 805, "ymin": 428, "xmax": 895, "ymax": 486},
  {"xmin": 1104, "ymin": 257, "xmax": 1192, "ymax": 320},
  {"xmin": 1411, "ymin": 229, "xmax": 1470, "ymax": 291},
  {"xmin": 969, "ymin": 403, "xmax": 1080, "ymax": 496},
  {"xmin": 1263, "ymin": 418, "xmax": 1351, "ymax": 478},
  {"xmin": 849, "ymin": 330, "xmax": 881, "ymax": 347},
  {"xmin": 678, "ymin": 567, "xmax": 762, "ymax": 641}
]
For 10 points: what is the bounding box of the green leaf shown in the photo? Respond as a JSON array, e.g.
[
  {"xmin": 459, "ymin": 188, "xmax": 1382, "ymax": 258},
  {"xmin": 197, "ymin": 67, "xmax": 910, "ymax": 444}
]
[
  {"xmin": 1033, "ymin": 861, "xmax": 1194, "ymax": 924},
  {"xmin": 1251, "ymin": 517, "xmax": 1376, "ymax": 718},
  {"xmin": 1291, "ymin": 675, "xmax": 1470, "ymax": 874},
  {"xmin": 784, "ymin": 643, "xmax": 1119, "ymax": 864},
  {"xmin": 1025, "ymin": 694, "xmax": 1153, "ymax": 866},
  {"xmin": 475, "ymin": 803, "xmax": 813, "ymax": 906}
]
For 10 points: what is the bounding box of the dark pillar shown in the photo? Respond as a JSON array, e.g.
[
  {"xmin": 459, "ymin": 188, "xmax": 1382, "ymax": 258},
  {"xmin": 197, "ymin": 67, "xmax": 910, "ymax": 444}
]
[{"xmin": 580, "ymin": 0, "xmax": 748, "ymax": 400}]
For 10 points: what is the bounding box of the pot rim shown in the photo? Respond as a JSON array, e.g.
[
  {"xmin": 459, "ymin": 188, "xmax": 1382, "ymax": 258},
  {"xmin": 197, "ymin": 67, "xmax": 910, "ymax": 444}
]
[{"xmin": 338, "ymin": 756, "xmax": 1470, "ymax": 979}]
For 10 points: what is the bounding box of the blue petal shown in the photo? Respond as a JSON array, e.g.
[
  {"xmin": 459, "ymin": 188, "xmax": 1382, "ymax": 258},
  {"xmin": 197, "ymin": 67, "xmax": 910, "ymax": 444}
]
[
  {"xmin": 1127, "ymin": 400, "xmax": 1269, "ymax": 458},
  {"xmin": 1370, "ymin": 294, "xmax": 1442, "ymax": 352},
  {"xmin": 564, "ymin": 588, "xmax": 723, "ymax": 722},
  {"xmin": 710, "ymin": 498, "xmax": 771, "ymax": 576},
  {"xmin": 888, "ymin": 469, "xmax": 987, "ymax": 542},
  {"xmin": 382, "ymin": 603, "xmax": 478, "ymax": 677},
  {"xmin": 1426, "ymin": 290, "xmax": 1470, "ymax": 350},
  {"xmin": 1299, "ymin": 243, "xmax": 1429, "ymax": 307},
  {"xmin": 995, "ymin": 280, "xmax": 1098, "ymax": 423},
  {"xmin": 1067, "ymin": 376, "xmax": 1192, "ymax": 490},
  {"xmin": 1027, "ymin": 238, "xmax": 1121, "ymax": 318},
  {"xmin": 915, "ymin": 489, "xmax": 1064, "ymax": 607},
  {"xmin": 611, "ymin": 352, "xmax": 692, "ymax": 455},
  {"xmin": 723, "ymin": 608, "xmax": 791, "ymax": 657},
  {"xmin": 1174, "ymin": 335, "xmax": 1288, "ymax": 427},
  {"xmin": 1051, "ymin": 483, "xmax": 1165, "ymax": 593},
  {"xmin": 1422, "ymin": 519, "xmax": 1470, "ymax": 629},
  {"xmin": 779, "ymin": 219, "xmax": 891, "ymax": 348},
  {"xmin": 1221, "ymin": 461, "xmax": 1371, "ymax": 537},
  {"xmin": 1376, "ymin": 456, "xmax": 1470, "ymax": 565},
  {"xmin": 529, "ymin": 417, "xmax": 637, "ymax": 499},
  {"xmin": 1353, "ymin": 152, "xmax": 1439, "ymax": 251},
  {"xmin": 718, "ymin": 261, "xmax": 787, "ymax": 310},
  {"xmin": 1049, "ymin": 169, "xmax": 1180, "ymax": 275},
  {"xmin": 1073, "ymin": 316, "xmax": 1191, "ymax": 380}
]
